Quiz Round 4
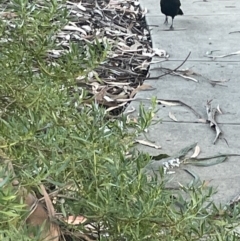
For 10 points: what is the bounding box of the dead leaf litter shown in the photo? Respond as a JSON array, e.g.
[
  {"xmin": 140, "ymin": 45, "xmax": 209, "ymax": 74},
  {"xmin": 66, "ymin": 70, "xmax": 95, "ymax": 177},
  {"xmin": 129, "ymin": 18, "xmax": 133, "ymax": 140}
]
[{"xmin": 56, "ymin": 0, "xmax": 157, "ymax": 115}]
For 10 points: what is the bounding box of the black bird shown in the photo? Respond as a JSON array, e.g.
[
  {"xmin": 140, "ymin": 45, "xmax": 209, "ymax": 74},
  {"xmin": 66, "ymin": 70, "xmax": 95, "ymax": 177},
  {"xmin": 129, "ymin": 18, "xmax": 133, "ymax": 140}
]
[{"xmin": 160, "ymin": 0, "xmax": 183, "ymax": 29}]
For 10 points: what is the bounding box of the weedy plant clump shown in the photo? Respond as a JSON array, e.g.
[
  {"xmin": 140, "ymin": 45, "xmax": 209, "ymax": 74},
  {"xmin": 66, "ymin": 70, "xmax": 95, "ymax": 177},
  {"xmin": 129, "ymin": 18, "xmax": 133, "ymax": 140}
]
[{"xmin": 0, "ymin": 0, "xmax": 240, "ymax": 240}]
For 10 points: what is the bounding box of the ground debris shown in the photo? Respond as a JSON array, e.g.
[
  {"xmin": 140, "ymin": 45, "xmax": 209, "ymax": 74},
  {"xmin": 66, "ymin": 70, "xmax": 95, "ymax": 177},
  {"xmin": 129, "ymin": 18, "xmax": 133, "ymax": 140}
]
[{"xmin": 59, "ymin": 0, "xmax": 156, "ymax": 114}]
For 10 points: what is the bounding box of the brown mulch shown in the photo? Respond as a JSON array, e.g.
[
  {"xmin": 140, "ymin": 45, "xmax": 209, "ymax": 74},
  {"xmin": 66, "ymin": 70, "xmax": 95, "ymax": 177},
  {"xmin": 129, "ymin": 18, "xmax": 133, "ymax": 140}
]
[
  {"xmin": 58, "ymin": 0, "xmax": 168, "ymax": 115},
  {"xmin": 52, "ymin": 0, "xmax": 168, "ymax": 115}
]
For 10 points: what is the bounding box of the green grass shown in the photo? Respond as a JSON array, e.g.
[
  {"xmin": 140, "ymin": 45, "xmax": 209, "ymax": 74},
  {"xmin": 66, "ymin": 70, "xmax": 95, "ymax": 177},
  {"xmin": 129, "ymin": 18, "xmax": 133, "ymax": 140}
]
[{"xmin": 0, "ymin": 0, "xmax": 240, "ymax": 240}]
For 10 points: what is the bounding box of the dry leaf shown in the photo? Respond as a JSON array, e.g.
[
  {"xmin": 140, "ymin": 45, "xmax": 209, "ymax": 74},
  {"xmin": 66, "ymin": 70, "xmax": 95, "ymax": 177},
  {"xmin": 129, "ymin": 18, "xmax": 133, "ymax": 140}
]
[
  {"xmin": 210, "ymin": 78, "xmax": 229, "ymax": 83},
  {"xmin": 178, "ymin": 68, "xmax": 199, "ymax": 76},
  {"xmin": 197, "ymin": 118, "xmax": 207, "ymax": 123},
  {"xmin": 77, "ymin": 4, "xmax": 86, "ymax": 11},
  {"xmin": 103, "ymin": 95, "xmax": 114, "ymax": 102},
  {"xmin": 134, "ymin": 60, "xmax": 150, "ymax": 71},
  {"xmin": 158, "ymin": 99, "xmax": 202, "ymax": 119},
  {"xmin": 18, "ymin": 188, "xmax": 58, "ymax": 241},
  {"xmin": 125, "ymin": 106, "xmax": 136, "ymax": 114},
  {"xmin": 0, "ymin": 12, "xmax": 17, "ymax": 18},
  {"xmin": 207, "ymin": 50, "xmax": 240, "ymax": 59},
  {"xmin": 130, "ymin": 84, "xmax": 155, "ymax": 98},
  {"xmin": 191, "ymin": 145, "xmax": 201, "ymax": 158},
  {"xmin": 202, "ymin": 179, "xmax": 213, "ymax": 188},
  {"xmin": 152, "ymin": 48, "xmax": 169, "ymax": 58},
  {"xmin": 24, "ymin": 191, "xmax": 49, "ymax": 226},
  {"xmin": 40, "ymin": 184, "xmax": 60, "ymax": 241},
  {"xmin": 65, "ymin": 216, "xmax": 87, "ymax": 225},
  {"xmin": 135, "ymin": 139, "xmax": 161, "ymax": 149},
  {"xmin": 206, "ymin": 100, "xmax": 222, "ymax": 144},
  {"xmin": 169, "ymin": 112, "xmax": 178, "ymax": 122},
  {"xmin": 217, "ymin": 104, "xmax": 223, "ymax": 114},
  {"xmin": 130, "ymin": 41, "xmax": 142, "ymax": 51},
  {"xmin": 18, "ymin": 185, "xmax": 60, "ymax": 241},
  {"xmin": 158, "ymin": 100, "xmax": 181, "ymax": 106},
  {"xmin": 173, "ymin": 72, "xmax": 198, "ymax": 82},
  {"xmin": 105, "ymin": 102, "xmax": 128, "ymax": 112},
  {"xmin": 63, "ymin": 25, "xmax": 87, "ymax": 35}
]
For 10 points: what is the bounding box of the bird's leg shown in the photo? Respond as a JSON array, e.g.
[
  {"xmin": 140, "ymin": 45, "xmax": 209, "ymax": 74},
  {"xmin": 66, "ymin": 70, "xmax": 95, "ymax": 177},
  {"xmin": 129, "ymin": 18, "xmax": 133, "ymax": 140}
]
[
  {"xmin": 164, "ymin": 16, "xmax": 168, "ymax": 25},
  {"xmin": 170, "ymin": 17, "xmax": 174, "ymax": 30}
]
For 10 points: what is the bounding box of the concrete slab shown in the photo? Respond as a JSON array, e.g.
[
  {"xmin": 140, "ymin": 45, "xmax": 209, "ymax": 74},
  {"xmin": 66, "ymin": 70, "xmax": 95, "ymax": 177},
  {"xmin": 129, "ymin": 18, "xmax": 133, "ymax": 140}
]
[
  {"xmin": 136, "ymin": 122, "xmax": 240, "ymax": 157},
  {"xmin": 130, "ymin": 0, "xmax": 240, "ymax": 204},
  {"xmin": 141, "ymin": 0, "xmax": 240, "ymax": 61},
  {"xmin": 147, "ymin": 15, "xmax": 240, "ymax": 60},
  {"xmin": 141, "ymin": 122, "xmax": 240, "ymax": 204},
  {"xmin": 132, "ymin": 61, "xmax": 240, "ymax": 123},
  {"xmin": 142, "ymin": 0, "xmax": 240, "ymax": 17},
  {"xmin": 181, "ymin": 0, "xmax": 240, "ymax": 16}
]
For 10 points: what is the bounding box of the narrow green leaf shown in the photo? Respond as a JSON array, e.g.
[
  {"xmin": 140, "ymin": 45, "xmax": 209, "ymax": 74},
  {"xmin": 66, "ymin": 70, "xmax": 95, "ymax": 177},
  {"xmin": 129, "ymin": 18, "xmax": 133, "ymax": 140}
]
[
  {"xmin": 187, "ymin": 156, "xmax": 227, "ymax": 166},
  {"xmin": 0, "ymin": 175, "xmax": 9, "ymax": 188}
]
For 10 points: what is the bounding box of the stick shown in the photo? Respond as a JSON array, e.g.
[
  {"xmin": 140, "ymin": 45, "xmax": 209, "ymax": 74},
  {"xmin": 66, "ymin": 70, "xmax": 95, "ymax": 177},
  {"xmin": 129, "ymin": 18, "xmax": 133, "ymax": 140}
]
[{"xmin": 147, "ymin": 51, "xmax": 191, "ymax": 80}]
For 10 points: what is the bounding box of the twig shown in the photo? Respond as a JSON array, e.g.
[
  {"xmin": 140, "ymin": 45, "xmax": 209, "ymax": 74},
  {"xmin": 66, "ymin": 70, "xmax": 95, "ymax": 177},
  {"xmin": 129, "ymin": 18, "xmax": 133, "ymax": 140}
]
[
  {"xmin": 158, "ymin": 98, "xmax": 202, "ymax": 119},
  {"xmin": 38, "ymin": 182, "xmax": 76, "ymax": 202},
  {"xmin": 172, "ymin": 71, "xmax": 198, "ymax": 82},
  {"xmin": 187, "ymin": 153, "xmax": 240, "ymax": 161},
  {"xmin": 229, "ymin": 31, "xmax": 240, "ymax": 34},
  {"xmin": 205, "ymin": 50, "xmax": 240, "ymax": 60},
  {"xmin": 228, "ymin": 193, "xmax": 240, "ymax": 208},
  {"xmin": 147, "ymin": 51, "xmax": 191, "ymax": 80},
  {"xmin": 160, "ymin": 28, "xmax": 187, "ymax": 31}
]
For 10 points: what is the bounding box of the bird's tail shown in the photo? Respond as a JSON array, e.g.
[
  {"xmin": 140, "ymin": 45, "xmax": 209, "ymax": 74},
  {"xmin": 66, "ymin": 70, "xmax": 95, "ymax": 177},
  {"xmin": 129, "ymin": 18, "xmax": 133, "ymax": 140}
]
[{"xmin": 178, "ymin": 8, "xmax": 184, "ymax": 15}]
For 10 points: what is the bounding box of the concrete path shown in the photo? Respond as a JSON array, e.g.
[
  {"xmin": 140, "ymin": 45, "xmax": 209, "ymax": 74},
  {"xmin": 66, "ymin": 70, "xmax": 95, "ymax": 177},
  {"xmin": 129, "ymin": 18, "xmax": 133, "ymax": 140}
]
[{"xmin": 129, "ymin": 0, "xmax": 240, "ymax": 204}]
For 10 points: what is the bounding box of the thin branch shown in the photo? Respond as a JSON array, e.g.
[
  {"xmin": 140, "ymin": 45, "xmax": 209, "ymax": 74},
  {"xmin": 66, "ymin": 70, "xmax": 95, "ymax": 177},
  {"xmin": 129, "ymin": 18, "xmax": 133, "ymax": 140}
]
[
  {"xmin": 158, "ymin": 98, "xmax": 202, "ymax": 119},
  {"xmin": 147, "ymin": 51, "xmax": 191, "ymax": 80},
  {"xmin": 229, "ymin": 31, "xmax": 240, "ymax": 34}
]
